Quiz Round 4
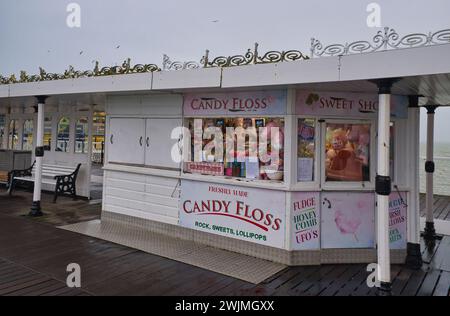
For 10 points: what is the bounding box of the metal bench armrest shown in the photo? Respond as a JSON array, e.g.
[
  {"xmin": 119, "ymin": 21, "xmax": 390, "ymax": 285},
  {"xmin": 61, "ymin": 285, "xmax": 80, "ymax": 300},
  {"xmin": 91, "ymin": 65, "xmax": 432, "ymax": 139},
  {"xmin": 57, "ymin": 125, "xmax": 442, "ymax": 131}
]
[
  {"xmin": 52, "ymin": 164, "xmax": 81, "ymax": 202},
  {"xmin": 9, "ymin": 161, "xmax": 36, "ymax": 180}
]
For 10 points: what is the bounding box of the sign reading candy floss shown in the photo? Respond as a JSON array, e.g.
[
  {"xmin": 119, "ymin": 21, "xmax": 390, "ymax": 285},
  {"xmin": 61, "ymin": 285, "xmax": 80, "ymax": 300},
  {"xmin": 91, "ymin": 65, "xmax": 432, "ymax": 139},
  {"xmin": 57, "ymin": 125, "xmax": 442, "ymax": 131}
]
[
  {"xmin": 179, "ymin": 180, "xmax": 286, "ymax": 248},
  {"xmin": 183, "ymin": 90, "xmax": 287, "ymax": 116}
]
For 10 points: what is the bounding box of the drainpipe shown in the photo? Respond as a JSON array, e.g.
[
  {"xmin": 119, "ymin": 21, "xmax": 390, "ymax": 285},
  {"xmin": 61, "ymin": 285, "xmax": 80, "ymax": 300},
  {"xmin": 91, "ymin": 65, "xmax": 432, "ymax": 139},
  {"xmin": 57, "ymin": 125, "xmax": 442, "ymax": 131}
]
[
  {"xmin": 374, "ymin": 79, "xmax": 397, "ymax": 296},
  {"xmin": 29, "ymin": 95, "xmax": 47, "ymax": 217},
  {"xmin": 423, "ymin": 105, "xmax": 438, "ymax": 242}
]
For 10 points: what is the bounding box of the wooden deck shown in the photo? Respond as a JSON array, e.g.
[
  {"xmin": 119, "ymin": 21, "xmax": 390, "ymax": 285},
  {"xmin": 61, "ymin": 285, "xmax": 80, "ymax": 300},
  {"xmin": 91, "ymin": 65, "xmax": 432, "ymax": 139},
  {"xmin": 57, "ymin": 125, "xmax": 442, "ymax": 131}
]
[
  {"xmin": 0, "ymin": 189, "xmax": 449, "ymax": 296},
  {"xmin": 420, "ymin": 193, "xmax": 450, "ymax": 221}
]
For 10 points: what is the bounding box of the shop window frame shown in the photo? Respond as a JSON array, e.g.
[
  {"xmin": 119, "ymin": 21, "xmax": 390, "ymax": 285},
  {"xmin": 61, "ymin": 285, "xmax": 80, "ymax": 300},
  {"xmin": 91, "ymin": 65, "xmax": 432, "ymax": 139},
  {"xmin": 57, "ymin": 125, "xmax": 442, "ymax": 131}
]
[
  {"xmin": 293, "ymin": 116, "xmax": 320, "ymax": 190},
  {"xmin": 181, "ymin": 115, "xmax": 287, "ymax": 185},
  {"xmin": 320, "ymin": 118, "xmax": 376, "ymax": 191}
]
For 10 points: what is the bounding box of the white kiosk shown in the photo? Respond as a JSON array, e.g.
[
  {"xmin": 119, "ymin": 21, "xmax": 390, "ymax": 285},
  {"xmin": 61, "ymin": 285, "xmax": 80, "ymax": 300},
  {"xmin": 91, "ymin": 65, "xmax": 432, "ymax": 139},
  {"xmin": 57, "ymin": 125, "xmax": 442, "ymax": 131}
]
[{"xmin": 2, "ymin": 28, "xmax": 450, "ymax": 295}]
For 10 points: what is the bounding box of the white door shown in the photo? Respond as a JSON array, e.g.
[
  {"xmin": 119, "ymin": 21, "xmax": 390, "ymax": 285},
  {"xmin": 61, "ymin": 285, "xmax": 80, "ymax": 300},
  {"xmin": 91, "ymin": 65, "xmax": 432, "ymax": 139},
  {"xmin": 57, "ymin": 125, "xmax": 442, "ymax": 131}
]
[
  {"xmin": 108, "ymin": 118, "xmax": 145, "ymax": 164},
  {"xmin": 145, "ymin": 118, "xmax": 182, "ymax": 169}
]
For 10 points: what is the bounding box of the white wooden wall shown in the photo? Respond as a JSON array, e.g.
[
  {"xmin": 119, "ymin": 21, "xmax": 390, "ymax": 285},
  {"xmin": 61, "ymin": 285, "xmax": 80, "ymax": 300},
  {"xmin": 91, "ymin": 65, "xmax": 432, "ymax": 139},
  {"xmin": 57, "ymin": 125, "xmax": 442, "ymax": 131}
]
[
  {"xmin": 103, "ymin": 170, "xmax": 179, "ymax": 225},
  {"xmin": 103, "ymin": 94, "xmax": 183, "ymax": 224}
]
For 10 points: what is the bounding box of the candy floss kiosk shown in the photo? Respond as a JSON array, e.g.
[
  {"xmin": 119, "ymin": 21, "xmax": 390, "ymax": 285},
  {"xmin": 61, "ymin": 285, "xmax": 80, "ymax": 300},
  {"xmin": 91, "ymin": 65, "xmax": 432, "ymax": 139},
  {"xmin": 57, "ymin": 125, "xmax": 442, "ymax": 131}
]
[{"xmin": 103, "ymin": 88, "xmax": 416, "ymax": 265}]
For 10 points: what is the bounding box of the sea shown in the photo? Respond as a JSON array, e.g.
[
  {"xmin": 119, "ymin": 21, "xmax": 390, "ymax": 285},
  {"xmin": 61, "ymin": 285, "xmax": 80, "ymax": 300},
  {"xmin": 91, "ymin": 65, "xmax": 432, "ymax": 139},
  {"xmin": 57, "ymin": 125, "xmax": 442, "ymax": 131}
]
[{"xmin": 420, "ymin": 143, "xmax": 450, "ymax": 196}]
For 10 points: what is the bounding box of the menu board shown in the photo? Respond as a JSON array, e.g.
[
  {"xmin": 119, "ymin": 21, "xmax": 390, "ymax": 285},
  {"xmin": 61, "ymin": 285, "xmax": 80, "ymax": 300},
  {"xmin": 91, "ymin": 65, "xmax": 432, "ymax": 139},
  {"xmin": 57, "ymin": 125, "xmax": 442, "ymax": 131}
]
[
  {"xmin": 291, "ymin": 192, "xmax": 320, "ymax": 250},
  {"xmin": 389, "ymin": 191, "xmax": 407, "ymax": 249}
]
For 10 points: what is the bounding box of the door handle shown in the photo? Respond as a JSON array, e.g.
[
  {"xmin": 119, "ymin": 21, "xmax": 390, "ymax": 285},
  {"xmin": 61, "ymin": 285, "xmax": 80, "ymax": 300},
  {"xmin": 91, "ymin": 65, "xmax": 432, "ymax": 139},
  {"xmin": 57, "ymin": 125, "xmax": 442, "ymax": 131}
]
[
  {"xmin": 110, "ymin": 134, "xmax": 114, "ymax": 144},
  {"xmin": 146, "ymin": 137, "xmax": 149, "ymax": 147},
  {"xmin": 139, "ymin": 136, "xmax": 143, "ymax": 146}
]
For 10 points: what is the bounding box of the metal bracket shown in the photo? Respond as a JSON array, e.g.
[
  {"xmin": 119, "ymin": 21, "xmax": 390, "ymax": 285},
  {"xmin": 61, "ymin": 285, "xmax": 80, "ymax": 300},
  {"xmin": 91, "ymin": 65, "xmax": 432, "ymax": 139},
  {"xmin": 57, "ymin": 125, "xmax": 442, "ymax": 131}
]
[
  {"xmin": 375, "ymin": 175, "xmax": 391, "ymax": 196},
  {"xmin": 425, "ymin": 161, "xmax": 435, "ymax": 173},
  {"xmin": 35, "ymin": 146, "xmax": 44, "ymax": 157}
]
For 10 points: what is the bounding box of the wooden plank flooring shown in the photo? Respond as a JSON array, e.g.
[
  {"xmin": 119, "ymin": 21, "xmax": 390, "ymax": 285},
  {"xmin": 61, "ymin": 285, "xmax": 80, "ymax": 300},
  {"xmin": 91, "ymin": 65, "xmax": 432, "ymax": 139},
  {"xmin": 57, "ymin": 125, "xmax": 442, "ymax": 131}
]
[
  {"xmin": 0, "ymin": 189, "xmax": 449, "ymax": 296},
  {"xmin": 420, "ymin": 193, "xmax": 450, "ymax": 221}
]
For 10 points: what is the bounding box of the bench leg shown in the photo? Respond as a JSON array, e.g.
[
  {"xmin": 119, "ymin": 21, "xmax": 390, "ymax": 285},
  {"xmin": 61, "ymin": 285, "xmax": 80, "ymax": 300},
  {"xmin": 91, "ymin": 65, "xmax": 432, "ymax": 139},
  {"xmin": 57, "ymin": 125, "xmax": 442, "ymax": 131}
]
[
  {"xmin": 72, "ymin": 187, "xmax": 77, "ymax": 201},
  {"xmin": 53, "ymin": 189, "xmax": 58, "ymax": 203},
  {"xmin": 8, "ymin": 180, "xmax": 15, "ymax": 196}
]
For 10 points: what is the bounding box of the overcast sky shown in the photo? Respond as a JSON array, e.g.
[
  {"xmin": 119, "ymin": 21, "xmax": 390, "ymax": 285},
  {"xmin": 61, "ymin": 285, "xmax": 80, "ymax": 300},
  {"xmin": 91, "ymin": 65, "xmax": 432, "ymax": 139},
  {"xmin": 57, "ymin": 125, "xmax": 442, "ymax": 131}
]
[{"xmin": 0, "ymin": 0, "xmax": 449, "ymax": 143}]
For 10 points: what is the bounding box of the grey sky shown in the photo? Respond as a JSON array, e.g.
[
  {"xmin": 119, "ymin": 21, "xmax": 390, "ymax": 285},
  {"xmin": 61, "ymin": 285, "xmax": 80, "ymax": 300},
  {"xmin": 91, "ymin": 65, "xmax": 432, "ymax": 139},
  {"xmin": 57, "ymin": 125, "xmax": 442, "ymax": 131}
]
[{"xmin": 0, "ymin": 0, "xmax": 449, "ymax": 142}]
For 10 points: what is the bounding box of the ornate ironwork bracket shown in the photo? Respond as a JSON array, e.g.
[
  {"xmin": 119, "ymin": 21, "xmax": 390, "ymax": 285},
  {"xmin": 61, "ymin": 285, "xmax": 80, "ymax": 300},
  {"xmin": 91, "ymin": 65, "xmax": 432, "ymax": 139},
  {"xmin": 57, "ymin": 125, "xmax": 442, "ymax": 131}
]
[
  {"xmin": 162, "ymin": 54, "xmax": 200, "ymax": 71},
  {"xmin": 201, "ymin": 43, "xmax": 309, "ymax": 68},
  {"xmin": 310, "ymin": 27, "xmax": 450, "ymax": 58},
  {"xmin": 0, "ymin": 58, "xmax": 160, "ymax": 84}
]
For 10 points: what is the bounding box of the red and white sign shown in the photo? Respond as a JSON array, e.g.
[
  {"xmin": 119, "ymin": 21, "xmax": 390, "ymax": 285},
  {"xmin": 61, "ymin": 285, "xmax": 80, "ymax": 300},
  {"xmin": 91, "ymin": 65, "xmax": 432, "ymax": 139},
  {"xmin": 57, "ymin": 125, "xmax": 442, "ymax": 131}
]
[
  {"xmin": 389, "ymin": 191, "xmax": 407, "ymax": 249},
  {"xmin": 291, "ymin": 192, "xmax": 320, "ymax": 250},
  {"xmin": 183, "ymin": 90, "xmax": 287, "ymax": 116},
  {"xmin": 179, "ymin": 180, "xmax": 286, "ymax": 248},
  {"xmin": 185, "ymin": 162, "xmax": 224, "ymax": 176},
  {"xmin": 296, "ymin": 90, "xmax": 409, "ymax": 119}
]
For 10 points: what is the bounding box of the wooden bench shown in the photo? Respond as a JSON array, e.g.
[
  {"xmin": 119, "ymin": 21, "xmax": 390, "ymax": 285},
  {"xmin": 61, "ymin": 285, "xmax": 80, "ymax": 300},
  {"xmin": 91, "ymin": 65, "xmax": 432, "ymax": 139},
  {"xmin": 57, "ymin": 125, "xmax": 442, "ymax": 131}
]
[
  {"xmin": 9, "ymin": 162, "xmax": 82, "ymax": 202},
  {"xmin": 0, "ymin": 171, "xmax": 9, "ymax": 184}
]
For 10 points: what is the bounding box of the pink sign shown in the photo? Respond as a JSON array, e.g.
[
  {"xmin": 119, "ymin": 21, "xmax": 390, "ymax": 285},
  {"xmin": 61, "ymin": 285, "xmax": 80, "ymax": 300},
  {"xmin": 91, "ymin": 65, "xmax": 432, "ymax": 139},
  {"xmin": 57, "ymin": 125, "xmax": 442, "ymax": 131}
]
[
  {"xmin": 296, "ymin": 90, "xmax": 408, "ymax": 119},
  {"xmin": 291, "ymin": 192, "xmax": 320, "ymax": 250},
  {"xmin": 183, "ymin": 90, "xmax": 287, "ymax": 116},
  {"xmin": 389, "ymin": 191, "xmax": 407, "ymax": 249},
  {"xmin": 321, "ymin": 192, "xmax": 375, "ymax": 249}
]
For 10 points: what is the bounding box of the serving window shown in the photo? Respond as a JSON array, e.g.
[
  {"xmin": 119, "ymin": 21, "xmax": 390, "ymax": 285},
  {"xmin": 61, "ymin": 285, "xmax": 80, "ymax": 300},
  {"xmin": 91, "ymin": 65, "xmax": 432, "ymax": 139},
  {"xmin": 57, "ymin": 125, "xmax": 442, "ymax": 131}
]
[
  {"xmin": 183, "ymin": 117, "xmax": 285, "ymax": 182},
  {"xmin": 324, "ymin": 122, "xmax": 371, "ymax": 182},
  {"xmin": 296, "ymin": 118, "xmax": 374, "ymax": 189}
]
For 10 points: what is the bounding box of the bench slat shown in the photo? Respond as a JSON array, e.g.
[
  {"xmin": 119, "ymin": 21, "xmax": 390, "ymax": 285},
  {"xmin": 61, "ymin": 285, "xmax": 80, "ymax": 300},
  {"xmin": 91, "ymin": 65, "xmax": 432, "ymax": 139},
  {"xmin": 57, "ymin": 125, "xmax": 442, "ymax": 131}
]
[
  {"xmin": 14, "ymin": 176, "xmax": 56, "ymax": 185},
  {"xmin": 30, "ymin": 164, "xmax": 79, "ymax": 177}
]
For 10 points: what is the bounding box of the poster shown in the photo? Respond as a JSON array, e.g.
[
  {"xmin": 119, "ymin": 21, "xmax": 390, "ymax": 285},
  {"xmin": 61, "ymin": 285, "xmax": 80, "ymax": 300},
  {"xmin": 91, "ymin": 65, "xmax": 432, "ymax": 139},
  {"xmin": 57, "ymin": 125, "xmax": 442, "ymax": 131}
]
[
  {"xmin": 291, "ymin": 192, "xmax": 320, "ymax": 250},
  {"xmin": 296, "ymin": 90, "xmax": 409, "ymax": 119},
  {"xmin": 389, "ymin": 191, "xmax": 407, "ymax": 249},
  {"xmin": 298, "ymin": 158, "xmax": 314, "ymax": 182},
  {"xmin": 183, "ymin": 90, "xmax": 287, "ymax": 116},
  {"xmin": 179, "ymin": 180, "xmax": 286, "ymax": 248},
  {"xmin": 321, "ymin": 192, "xmax": 375, "ymax": 249}
]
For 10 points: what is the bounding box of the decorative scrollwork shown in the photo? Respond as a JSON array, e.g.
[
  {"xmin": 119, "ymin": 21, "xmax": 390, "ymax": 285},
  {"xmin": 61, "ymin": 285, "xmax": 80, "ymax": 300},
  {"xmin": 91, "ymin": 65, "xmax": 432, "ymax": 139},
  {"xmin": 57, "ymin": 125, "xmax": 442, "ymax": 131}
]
[
  {"xmin": 311, "ymin": 27, "xmax": 450, "ymax": 58},
  {"xmin": 205, "ymin": 48, "xmax": 254, "ymax": 68},
  {"xmin": 203, "ymin": 43, "xmax": 308, "ymax": 68},
  {"xmin": 162, "ymin": 54, "xmax": 200, "ymax": 71},
  {"xmin": 258, "ymin": 49, "xmax": 309, "ymax": 63},
  {"xmin": 0, "ymin": 58, "xmax": 160, "ymax": 85}
]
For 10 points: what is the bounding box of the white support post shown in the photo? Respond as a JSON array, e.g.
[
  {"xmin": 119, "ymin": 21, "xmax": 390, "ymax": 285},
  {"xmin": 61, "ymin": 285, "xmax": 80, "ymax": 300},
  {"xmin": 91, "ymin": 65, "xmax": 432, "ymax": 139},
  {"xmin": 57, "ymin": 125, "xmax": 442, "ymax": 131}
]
[
  {"xmin": 423, "ymin": 105, "xmax": 437, "ymax": 241},
  {"xmin": 29, "ymin": 96, "xmax": 47, "ymax": 216},
  {"xmin": 374, "ymin": 79, "xmax": 396, "ymax": 296},
  {"xmin": 405, "ymin": 103, "xmax": 423, "ymax": 269}
]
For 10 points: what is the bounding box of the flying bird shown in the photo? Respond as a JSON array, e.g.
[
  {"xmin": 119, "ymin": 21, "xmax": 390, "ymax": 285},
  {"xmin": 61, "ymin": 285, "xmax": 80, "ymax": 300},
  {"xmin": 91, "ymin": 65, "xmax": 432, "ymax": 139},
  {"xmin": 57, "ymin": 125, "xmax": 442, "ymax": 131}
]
[
  {"xmin": 211, "ymin": 20, "xmax": 219, "ymax": 23},
  {"xmin": 79, "ymin": 51, "xmax": 83, "ymax": 55},
  {"xmin": 116, "ymin": 45, "xmax": 120, "ymax": 49}
]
